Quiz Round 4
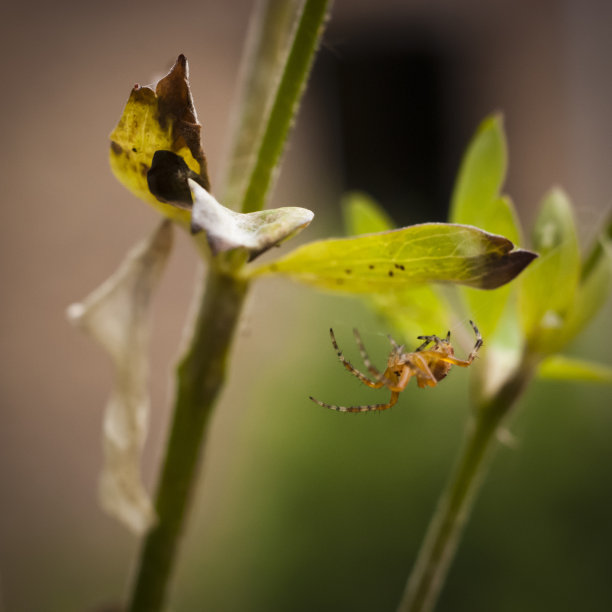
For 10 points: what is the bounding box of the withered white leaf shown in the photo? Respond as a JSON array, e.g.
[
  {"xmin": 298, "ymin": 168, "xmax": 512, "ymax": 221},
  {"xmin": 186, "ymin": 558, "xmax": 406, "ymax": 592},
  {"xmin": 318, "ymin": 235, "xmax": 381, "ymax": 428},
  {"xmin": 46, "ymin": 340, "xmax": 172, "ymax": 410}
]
[
  {"xmin": 67, "ymin": 220, "xmax": 173, "ymax": 534},
  {"xmin": 189, "ymin": 180, "xmax": 314, "ymax": 261}
]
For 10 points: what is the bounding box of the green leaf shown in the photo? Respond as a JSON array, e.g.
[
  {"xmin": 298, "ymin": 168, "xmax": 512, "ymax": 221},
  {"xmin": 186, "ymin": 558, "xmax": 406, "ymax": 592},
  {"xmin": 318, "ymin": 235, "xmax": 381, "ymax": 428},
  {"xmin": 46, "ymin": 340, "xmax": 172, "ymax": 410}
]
[
  {"xmin": 449, "ymin": 116, "xmax": 523, "ymax": 340},
  {"xmin": 474, "ymin": 296, "xmax": 525, "ymax": 399},
  {"xmin": 252, "ymin": 223, "xmax": 537, "ymax": 292},
  {"xmin": 342, "ymin": 192, "xmax": 450, "ymax": 339},
  {"xmin": 537, "ymin": 355, "xmax": 612, "ymax": 384},
  {"xmin": 450, "ymin": 114, "xmax": 508, "ymax": 230},
  {"xmin": 531, "ymin": 188, "xmax": 579, "ymax": 256},
  {"xmin": 454, "ymin": 196, "xmax": 520, "ymax": 338},
  {"xmin": 581, "ymin": 213, "xmax": 612, "ymax": 280},
  {"xmin": 561, "ymin": 237, "xmax": 612, "ymax": 342},
  {"xmin": 343, "ymin": 191, "xmax": 395, "ymax": 235},
  {"xmin": 371, "ymin": 286, "xmax": 451, "ymax": 342},
  {"xmin": 461, "ymin": 283, "xmax": 512, "ymax": 346},
  {"xmin": 519, "ymin": 188, "xmax": 581, "ymax": 351}
]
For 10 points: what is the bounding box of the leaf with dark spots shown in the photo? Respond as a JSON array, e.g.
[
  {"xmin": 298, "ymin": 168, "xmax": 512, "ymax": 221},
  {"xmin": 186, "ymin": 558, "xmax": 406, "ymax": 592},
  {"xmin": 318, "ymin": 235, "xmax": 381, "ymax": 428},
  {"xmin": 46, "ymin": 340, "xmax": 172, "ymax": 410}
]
[
  {"xmin": 109, "ymin": 55, "xmax": 209, "ymax": 227},
  {"xmin": 252, "ymin": 223, "xmax": 537, "ymax": 292}
]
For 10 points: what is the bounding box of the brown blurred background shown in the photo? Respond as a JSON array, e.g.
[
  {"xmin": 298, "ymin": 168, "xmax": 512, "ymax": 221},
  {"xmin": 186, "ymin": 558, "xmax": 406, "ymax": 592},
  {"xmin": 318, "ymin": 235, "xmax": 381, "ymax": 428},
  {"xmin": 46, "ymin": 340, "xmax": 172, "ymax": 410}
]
[{"xmin": 1, "ymin": 1, "xmax": 611, "ymax": 611}]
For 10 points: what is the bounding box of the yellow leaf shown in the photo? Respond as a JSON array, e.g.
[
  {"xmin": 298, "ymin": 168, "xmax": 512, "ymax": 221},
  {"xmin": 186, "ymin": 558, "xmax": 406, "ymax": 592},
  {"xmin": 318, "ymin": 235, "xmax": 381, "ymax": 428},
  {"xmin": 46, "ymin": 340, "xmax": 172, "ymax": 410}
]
[{"xmin": 109, "ymin": 55, "xmax": 210, "ymax": 228}]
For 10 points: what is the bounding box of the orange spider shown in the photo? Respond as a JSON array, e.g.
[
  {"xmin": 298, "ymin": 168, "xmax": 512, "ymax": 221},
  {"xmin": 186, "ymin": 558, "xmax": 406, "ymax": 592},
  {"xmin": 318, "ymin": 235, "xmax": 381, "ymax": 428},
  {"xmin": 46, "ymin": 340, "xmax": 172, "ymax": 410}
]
[{"xmin": 309, "ymin": 321, "xmax": 482, "ymax": 413}]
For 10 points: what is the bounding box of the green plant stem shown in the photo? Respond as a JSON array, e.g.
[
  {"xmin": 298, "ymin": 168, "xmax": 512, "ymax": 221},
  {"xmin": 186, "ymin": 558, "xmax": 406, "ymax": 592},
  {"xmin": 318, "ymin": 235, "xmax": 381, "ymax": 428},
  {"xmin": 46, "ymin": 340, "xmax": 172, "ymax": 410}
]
[
  {"xmin": 124, "ymin": 2, "xmax": 330, "ymax": 609},
  {"xmin": 240, "ymin": 0, "xmax": 329, "ymax": 213},
  {"xmin": 397, "ymin": 358, "xmax": 536, "ymax": 612},
  {"xmin": 127, "ymin": 267, "xmax": 248, "ymax": 612},
  {"xmin": 221, "ymin": 0, "xmax": 300, "ymax": 207}
]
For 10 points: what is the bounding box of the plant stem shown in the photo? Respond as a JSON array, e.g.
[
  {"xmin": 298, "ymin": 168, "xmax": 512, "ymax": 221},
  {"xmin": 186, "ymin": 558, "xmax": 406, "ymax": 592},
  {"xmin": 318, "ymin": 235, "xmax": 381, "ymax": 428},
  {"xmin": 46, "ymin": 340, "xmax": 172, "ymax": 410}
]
[
  {"xmin": 221, "ymin": 0, "xmax": 300, "ymax": 207},
  {"xmin": 397, "ymin": 360, "xmax": 535, "ymax": 612},
  {"xmin": 124, "ymin": 2, "xmax": 330, "ymax": 609},
  {"xmin": 127, "ymin": 267, "xmax": 248, "ymax": 612},
  {"xmin": 240, "ymin": 0, "xmax": 329, "ymax": 213}
]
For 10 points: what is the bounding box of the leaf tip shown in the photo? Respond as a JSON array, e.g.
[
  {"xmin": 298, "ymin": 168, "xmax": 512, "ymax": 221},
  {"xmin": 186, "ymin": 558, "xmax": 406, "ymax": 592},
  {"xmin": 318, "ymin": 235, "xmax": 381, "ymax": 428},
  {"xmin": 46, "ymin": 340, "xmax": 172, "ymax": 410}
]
[
  {"xmin": 543, "ymin": 185, "xmax": 571, "ymax": 208},
  {"xmin": 479, "ymin": 248, "xmax": 538, "ymax": 289},
  {"xmin": 478, "ymin": 111, "xmax": 505, "ymax": 135},
  {"xmin": 492, "ymin": 110, "xmax": 505, "ymax": 124},
  {"xmin": 162, "ymin": 53, "xmax": 189, "ymax": 84}
]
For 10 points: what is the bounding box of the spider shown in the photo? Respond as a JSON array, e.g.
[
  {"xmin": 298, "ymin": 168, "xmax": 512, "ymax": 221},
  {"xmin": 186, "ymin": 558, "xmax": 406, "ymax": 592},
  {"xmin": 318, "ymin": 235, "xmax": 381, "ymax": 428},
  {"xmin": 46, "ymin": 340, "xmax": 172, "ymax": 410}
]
[{"xmin": 309, "ymin": 320, "xmax": 483, "ymax": 413}]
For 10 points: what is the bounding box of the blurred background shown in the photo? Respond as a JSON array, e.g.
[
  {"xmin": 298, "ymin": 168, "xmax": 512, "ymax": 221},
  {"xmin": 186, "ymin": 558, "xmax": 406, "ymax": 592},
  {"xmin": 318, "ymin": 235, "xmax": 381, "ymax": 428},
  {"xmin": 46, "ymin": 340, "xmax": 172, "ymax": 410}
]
[{"xmin": 1, "ymin": 0, "xmax": 612, "ymax": 610}]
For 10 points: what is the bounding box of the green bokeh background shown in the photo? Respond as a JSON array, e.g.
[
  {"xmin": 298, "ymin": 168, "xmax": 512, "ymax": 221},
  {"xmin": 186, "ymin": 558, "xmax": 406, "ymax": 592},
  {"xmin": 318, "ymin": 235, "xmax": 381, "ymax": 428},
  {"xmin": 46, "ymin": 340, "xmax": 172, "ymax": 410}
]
[{"xmin": 173, "ymin": 287, "xmax": 612, "ymax": 612}]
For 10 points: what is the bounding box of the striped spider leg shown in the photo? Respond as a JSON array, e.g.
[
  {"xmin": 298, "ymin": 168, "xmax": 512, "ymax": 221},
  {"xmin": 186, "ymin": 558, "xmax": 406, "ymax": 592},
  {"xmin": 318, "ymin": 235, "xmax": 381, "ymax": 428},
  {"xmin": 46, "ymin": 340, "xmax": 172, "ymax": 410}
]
[
  {"xmin": 309, "ymin": 321, "xmax": 483, "ymax": 413},
  {"xmin": 415, "ymin": 330, "xmax": 450, "ymax": 352},
  {"xmin": 309, "ymin": 328, "xmax": 406, "ymax": 413}
]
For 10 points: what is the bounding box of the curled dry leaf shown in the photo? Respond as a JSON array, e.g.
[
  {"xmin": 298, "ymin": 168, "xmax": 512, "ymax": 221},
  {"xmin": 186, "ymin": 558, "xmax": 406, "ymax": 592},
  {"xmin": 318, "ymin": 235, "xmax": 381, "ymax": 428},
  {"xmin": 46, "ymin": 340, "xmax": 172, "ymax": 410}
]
[
  {"xmin": 189, "ymin": 180, "xmax": 314, "ymax": 260},
  {"xmin": 67, "ymin": 221, "xmax": 174, "ymax": 534},
  {"xmin": 145, "ymin": 150, "xmax": 314, "ymax": 260}
]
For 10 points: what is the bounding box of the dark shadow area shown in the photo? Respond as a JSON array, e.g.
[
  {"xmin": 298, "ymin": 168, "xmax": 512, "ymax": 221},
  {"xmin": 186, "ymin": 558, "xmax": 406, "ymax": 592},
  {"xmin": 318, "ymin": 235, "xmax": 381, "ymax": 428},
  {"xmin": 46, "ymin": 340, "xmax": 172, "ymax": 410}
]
[{"xmin": 312, "ymin": 28, "xmax": 460, "ymax": 226}]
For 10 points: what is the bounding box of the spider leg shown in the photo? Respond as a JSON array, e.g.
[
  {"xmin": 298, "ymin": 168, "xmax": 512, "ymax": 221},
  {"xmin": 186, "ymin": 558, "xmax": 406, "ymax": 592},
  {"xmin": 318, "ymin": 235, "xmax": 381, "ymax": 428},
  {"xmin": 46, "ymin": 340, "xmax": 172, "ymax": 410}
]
[
  {"xmin": 410, "ymin": 354, "xmax": 439, "ymax": 388},
  {"xmin": 436, "ymin": 355, "xmax": 474, "ymax": 367},
  {"xmin": 435, "ymin": 321, "xmax": 483, "ymax": 367},
  {"xmin": 415, "ymin": 332, "xmax": 449, "ymax": 351},
  {"xmin": 415, "ymin": 337, "xmax": 434, "ymax": 352},
  {"xmin": 417, "ymin": 333, "xmax": 447, "ymax": 346},
  {"xmin": 309, "ymin": 391, "xmax": 400, "ymax": 413},
  {"xmin": 352, "ymin": 328, "xmax": 396, "ymax": 387},
  {"xmin": 387, "ymin": 334, "xmax": 405, "ymax": 353},
  {"xmin": 329, "ymin": 329, "xmax": 385, "ymax": 389},
  {"xmin": 468, "ymin": 319, "xmax": 483, "ymax": 358}
]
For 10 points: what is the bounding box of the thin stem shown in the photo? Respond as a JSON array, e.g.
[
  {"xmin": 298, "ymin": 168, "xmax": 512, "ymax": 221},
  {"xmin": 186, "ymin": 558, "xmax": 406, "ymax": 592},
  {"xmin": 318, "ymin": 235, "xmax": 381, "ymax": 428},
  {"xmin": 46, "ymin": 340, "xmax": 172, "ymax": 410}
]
[
  {"xmin": 127, "ymin": 268, "xmax": 248, "ymax": 612},
  {"xmin": 397, "ymin": 360, "xmax": 535, "ymax": 612},
  {"xmin": 221, "ymin": 0, "xmax": 301, "ymax": 207},
  {"xmin": 240, "ymin": 0, "xmax": 330, "ymax": 213}
]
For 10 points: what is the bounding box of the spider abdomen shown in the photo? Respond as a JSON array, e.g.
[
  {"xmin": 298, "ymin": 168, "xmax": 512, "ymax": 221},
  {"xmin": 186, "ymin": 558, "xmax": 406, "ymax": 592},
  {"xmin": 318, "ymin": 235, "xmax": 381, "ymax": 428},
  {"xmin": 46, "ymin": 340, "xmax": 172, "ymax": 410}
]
[{"xmin": 429, "ymin": 360, "xmax": 452, "ymax": 382}]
